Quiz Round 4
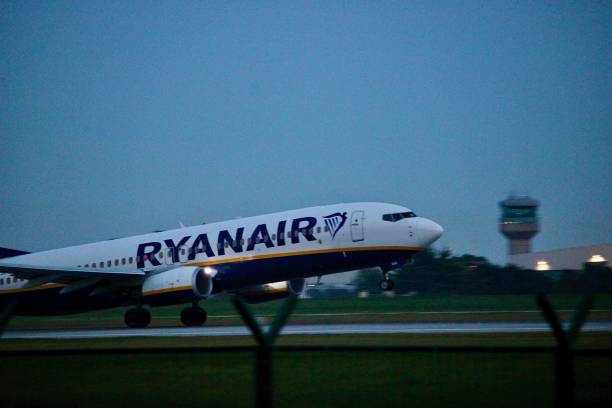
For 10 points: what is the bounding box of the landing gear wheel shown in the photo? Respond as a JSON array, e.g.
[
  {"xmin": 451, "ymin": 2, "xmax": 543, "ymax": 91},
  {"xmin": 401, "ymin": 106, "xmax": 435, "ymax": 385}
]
[
  {"xmin": 379, "ymin": 265, "xmax": 396, "ymax": 292},
  {"xmin": 380, "ymin": 279, "xmax": 395, "ymax": 292},
  {"xmin": 124, "ymin": 307, "xmax": 151, "ymax": 328},
  {"xmin": 181, "ymin": 306, "xmax": 207, "ymax": 327}
]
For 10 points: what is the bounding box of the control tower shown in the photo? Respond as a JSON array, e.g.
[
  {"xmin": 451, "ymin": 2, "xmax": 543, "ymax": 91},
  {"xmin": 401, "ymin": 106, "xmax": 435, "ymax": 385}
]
[{"xmin": 499, "ymin": 195, "xmax": 539, "ymax": 255}]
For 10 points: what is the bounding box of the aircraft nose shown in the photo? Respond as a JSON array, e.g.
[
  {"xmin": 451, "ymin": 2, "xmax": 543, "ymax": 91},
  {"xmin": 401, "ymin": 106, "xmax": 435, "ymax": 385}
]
[{"xmin": 419, "ymin": 218, "xmax": 444, "ymax": 247}]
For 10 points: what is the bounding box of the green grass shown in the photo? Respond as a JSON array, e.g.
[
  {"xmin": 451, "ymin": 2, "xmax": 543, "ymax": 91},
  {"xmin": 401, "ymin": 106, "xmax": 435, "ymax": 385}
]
[
  {"xmin": 2, "ymin": 332, "xmax": 611, "ymax": 407},
  {"xmin": 1, "ymin": 341, "xmax": 610, "ymax": 407},
  {"xmin": 7, "ymin": 294, "xmax": 612, "ymax": 330},
  {"xmin": 1, "ymin": 332, "xmax": 612, "ymax": 351},
  {"xmin": 3, "ymin": 295, "xmax": 611, "ymax": 407}
]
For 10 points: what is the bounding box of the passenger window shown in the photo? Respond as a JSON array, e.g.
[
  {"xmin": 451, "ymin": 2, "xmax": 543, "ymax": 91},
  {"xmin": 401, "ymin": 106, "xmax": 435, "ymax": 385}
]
[
  {"xmin": 181, "ymin": 248, "xmax": 186, "ymax": 255},
  {"xmin": 324, "ymin": 225, "xmax": 329, "ymax": 232},
  {"xmin": 100, "ymin": 262, "xmax": 104, "ymax": 268},
  {"xmin": 248, "ymin": 238, "xmax": 252, "ymax": 246},
  {"xmin": 240, "ymin": 239, "xmax": 245, "ymax": 246},
  {"xmin": 7, "ymin": 278, "xmax": 11, "ymax": 284},
  {"xmin": 107, "ymin": 261, "xmax": 112, "ymax": 267},
  {"xmin": 316, "ymin": 227, "xmax": 321, "ymax": 234},
  {"xmin": 114, "ymin": 259, "xmax": 119, "ymax": 266},
  {"xmin": 92, "ymin": 263, "xmax": 96, "ymax": 268},
  {"xmin": 0, "ymin": 279, "xmax": 4, "ymax": 285},
  {"xmin": 129, "ymin": 257, "xmax": 133, "ymax": 264},
  {"xmin": 85, "ymin": 264, "xmax": 89, "ymax": 268},
  {"xmin": 159, "ymin": 251, "xmax": 164, "ymax": 259},
  {"xmin": 122, "ymin": 258, "xmax": 126, "ymax": 265},
  {"xmin": 271, "ymin": 233, "xmax": 276, "ymax": 241},
  {"xmin": 287, "ymin": 231, "xmax": 291, "ymax": 238}
]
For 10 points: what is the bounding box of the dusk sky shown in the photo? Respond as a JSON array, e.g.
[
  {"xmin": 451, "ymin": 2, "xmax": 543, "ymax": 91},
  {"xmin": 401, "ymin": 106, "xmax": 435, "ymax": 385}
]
[{"xmin": 1, "ymin": 1, "xmax": 610, "ymax": 268}]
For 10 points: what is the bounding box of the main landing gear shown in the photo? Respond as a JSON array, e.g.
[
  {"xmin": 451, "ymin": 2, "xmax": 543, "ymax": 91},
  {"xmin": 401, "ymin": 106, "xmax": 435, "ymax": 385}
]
[
  {"xmin": 181, "ymin": 303, "xmax": 207, "ymax": 327},
  {"xmin": 123, "ymin": 303, "xmax": 208, "ymax": 328},
  {"xmin": 379, "ymin": 267, "xmax": 395, "ymax": 292},
  {"xmin": 124, "ymin": 307, "xmax": 151, "ymax": 328}
]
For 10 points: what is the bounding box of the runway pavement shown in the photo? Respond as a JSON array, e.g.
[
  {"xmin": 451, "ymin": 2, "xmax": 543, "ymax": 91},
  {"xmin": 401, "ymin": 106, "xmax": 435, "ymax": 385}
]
[{"xmin": 2, "ymin": 321, "xmax": 612, "ymax": 339}]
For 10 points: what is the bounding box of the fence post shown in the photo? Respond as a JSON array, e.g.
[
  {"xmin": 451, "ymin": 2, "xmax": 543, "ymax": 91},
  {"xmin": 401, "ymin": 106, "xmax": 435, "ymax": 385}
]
[
  {"xmin": 536, "ymin": 294, "xmax": 573, "ymax": 408},
  {"xmin": 536, "ymin": 258, "xmax": 605, "ymax": 408},
  {"xmin": 232, "ymin": 294, "xmax": 298, "ymax": 408}
]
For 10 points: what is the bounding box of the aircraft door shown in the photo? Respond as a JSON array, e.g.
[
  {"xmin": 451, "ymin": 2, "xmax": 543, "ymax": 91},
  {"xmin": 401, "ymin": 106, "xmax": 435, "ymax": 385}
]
[
  {"xmin": 165, "ymin": 248, "xmax": 175, "ymax": 265},
  {"xmin": 166, "ymin": 246, "xmax": 189, "ymax": 264},
  {"xmin": 178, "ymin": 246, "xmax": 189, "ymax": 263},
  {"xmin": 350, "ymin": 210, "xmax": 365, "ymax": 242}
]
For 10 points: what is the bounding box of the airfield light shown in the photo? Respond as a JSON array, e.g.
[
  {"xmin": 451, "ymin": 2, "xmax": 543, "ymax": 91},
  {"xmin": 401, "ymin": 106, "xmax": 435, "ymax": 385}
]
[
  {"xmin": 535, "ymin": 260, "xmax": 550, "ymax": 271},
  {"xmin": 588, "ymin": 254, "xmax": 606, "ymax": 264}
]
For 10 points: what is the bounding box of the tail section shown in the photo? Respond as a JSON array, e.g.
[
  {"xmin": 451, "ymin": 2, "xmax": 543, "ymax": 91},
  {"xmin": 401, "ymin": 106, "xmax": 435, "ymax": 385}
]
[{"xmin": 0, "ymin": 247, "xmax": 30, "ymax": 259}]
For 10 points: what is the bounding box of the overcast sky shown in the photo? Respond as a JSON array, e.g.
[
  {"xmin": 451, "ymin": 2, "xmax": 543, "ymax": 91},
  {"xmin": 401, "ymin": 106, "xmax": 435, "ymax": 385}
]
[{"xmin": 1, "ymin": 1, "xmax": 610, "ymax": 267}]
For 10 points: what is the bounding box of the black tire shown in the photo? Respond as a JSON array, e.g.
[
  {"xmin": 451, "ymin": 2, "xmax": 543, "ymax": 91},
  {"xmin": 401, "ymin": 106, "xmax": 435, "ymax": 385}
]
[
  {"xmin": 380, "ymin": 279, "xmax": 395, "ymax": 292},
  {"xmin": 138, "ymin": 308, "xmax": 151, "ymax": 327},
  {"xmin": 379, "ymin": 279, "xmax": 389, "ymax": 291},
  {"xmin": 193, "ymin": 307, "xmax": 207, "ymax": 326},
  {"xmin": 124, "ymin": 308, "xmax": 151, "ymax": 328},
  {"xmin": 180, "ymin": 307, "xmax": 193, "ymax": 326},
  {"xmin": 181, "ymin": 306, "xmax": 207, "ymax": 327}
]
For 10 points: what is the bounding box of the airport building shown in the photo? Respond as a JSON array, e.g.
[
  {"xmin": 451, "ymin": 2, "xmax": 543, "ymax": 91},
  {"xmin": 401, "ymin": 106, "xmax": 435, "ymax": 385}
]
[
  {"xmin": 499, "ymin": 194, "xmax": 610, "ymax": 271},
  {"xmin": 509, "ymin": 244, "xmax": 612, "ymax": 272}
]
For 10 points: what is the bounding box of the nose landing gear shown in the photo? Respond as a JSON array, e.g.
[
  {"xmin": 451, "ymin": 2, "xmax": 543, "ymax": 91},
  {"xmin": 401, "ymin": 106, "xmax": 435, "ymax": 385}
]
[
  {"xmin": 380, "ymin": 277, "xmax": 395, "ymax": 291},
  {"xmin": 180, "ymin": 302, "xmax": 207, "ymax": 327},
  {"xmin": 379, "ymin": 266, "xmax": 396, "ymax": 292}
]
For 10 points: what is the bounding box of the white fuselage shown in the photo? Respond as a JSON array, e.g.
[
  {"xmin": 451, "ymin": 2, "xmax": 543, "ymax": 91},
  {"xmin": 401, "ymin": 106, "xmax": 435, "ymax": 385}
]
[{"xmin": 0, "ymin": 202, "xmax": 443, "ymax": 313}]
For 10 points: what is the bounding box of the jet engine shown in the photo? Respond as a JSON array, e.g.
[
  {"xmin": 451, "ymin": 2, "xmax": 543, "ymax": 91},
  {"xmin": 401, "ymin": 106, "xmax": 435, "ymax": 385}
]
[
  {"xmin": 235, "ymin": 278, "xmax": 306, "ymax": 304},
  {"xmin": 142, "ymin": 266, "xmax": 214, "ymax": 305}
]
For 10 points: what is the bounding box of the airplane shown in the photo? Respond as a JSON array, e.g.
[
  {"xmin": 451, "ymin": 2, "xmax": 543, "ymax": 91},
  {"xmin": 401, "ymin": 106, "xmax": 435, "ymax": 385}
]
[{"xmin": 0, "ymin": 202, "xmax": 443, "ymax": 328}]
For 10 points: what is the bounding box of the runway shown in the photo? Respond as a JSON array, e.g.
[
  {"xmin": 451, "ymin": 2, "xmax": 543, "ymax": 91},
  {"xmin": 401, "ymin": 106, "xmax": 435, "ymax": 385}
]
[{"xmin": 2, "ymin": 321, "xmax": 612, "ymax": 339}]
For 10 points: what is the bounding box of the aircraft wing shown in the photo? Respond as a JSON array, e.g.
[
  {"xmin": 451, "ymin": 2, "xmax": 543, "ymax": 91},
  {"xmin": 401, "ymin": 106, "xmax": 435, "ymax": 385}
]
[{"xmin": 0, "ymin": 262, "xmax": 145, "ymax": 292}]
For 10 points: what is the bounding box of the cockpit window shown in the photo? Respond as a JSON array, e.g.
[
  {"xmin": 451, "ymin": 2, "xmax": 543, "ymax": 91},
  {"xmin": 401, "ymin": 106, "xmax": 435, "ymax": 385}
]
[{"xmin": 382, "ymin": 212, "xmax": 417, "ymax": 222}]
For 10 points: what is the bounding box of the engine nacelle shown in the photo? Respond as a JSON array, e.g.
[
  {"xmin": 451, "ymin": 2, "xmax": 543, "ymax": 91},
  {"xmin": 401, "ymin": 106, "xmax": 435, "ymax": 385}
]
[
  {"xmin": 142, "ymin": 266, "xmax": 214, "ymax": 305},
  {"xmin": 236, "ymin": 278, "xmax": 306, "ymax": 304}
]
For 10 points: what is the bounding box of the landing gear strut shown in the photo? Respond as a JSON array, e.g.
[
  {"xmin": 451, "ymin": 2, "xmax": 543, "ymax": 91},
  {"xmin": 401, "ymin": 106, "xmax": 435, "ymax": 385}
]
[
  {"xmin": 124, "ymin": 307, "xmax": 151, "ymax": 328},
  {"xmin": 181, "ymin": 303, "xmax": 207, "ymax": 327},
  {"xmin": 379, "ymin": 268, "xmax": 395, "ymax": 292}
]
